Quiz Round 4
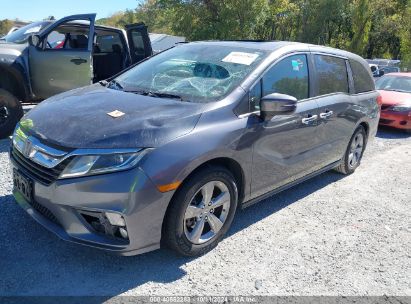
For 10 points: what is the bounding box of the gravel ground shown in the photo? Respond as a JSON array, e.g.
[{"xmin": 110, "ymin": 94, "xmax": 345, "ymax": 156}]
[{"xmin": 0, "ymin": 126, "xmax": 410, "ymax": 297}]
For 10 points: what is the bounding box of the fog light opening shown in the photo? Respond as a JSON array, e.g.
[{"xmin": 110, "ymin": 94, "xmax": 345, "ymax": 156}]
[
  {"xmin": 79, "ymin": 211, "xmax": 129, "ymax": 241},
  {"xmin": 105, "ymin": 212, "xmax": 126, "ymax": 227}
]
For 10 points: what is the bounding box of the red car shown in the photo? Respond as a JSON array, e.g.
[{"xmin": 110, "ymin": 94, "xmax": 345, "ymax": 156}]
[{"xmin": 375, "ymin": 73, "xmax": 411, "ymax": 132}]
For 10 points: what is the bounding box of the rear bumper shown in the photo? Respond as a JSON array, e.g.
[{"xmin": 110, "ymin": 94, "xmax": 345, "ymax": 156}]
[
  {"xmin": 10, "ymin": 157, "xmax": 174, "ymax": 256},
  {"xmin": 379, "ymin": 110, "xmax": 411, "ymax": 130}
]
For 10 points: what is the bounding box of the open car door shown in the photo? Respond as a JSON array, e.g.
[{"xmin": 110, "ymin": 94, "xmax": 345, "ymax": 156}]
[
  {"xmin": 28, "ymin": 14, "xmax": 96, "ymax": 99},
  {"xmin": 125, "ymin": 23, "xmax": 153, "ymax": 64}
]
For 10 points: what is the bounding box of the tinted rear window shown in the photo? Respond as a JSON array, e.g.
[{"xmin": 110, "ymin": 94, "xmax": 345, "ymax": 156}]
[
  {"xmin": 96, "ymin": 33, "xmax": 123, "ymax": 52},
  {"xmin": 314, "ymin": 55, "xmax": 349, "ymax": 95},
  {"xmin": 349, "ymin": 59, "xmax": 375, "ymax": 93}
]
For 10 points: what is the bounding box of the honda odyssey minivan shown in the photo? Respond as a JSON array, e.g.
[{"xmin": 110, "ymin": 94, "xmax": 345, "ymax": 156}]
[{"xmin": 10, "ymin": 41, "xmax": 379, "ymax": 256}]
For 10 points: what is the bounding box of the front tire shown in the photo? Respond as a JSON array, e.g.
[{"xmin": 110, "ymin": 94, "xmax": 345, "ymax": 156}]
[
  {"xmin": 335, "ymin": 126, "xmax": 367, "ymax": 175},
  {"xmin": 163, "ymin": 166, "xmax": 238, "ymax": 256},
  {"xmin": 0, "ymin": 89, "xmax": 23, "ymax": 139}
]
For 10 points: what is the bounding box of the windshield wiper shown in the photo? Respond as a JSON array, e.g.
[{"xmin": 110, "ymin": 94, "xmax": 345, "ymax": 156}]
[
  {"xmin": 125, "ymin": 89, "xmax": 186, "ymax": 101},
  {"xmin": 149, "ymin": 91, "xmax": 185, "ymax": 101}
]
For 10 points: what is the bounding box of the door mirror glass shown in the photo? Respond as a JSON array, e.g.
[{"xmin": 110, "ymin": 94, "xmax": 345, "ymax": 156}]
[
  {"xmin": 28, "ymin": 34, "xmax": 41, "ymax": 47},
  {"xmin": 260, "ymin": 93, "xmax": 297, "ymax": 121},
  {"xmin": 378, "ymin": 70, "xmax": 385, "ymax": 77}
]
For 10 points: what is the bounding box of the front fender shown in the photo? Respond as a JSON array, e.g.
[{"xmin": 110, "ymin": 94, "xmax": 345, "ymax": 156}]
[
  {"xmin": 139, "ymin": 109, "xmax": 253, "ymax": 198},
  {"xmin": 0, "ymin": 47, "xmax": 31, "ymax": 101}
]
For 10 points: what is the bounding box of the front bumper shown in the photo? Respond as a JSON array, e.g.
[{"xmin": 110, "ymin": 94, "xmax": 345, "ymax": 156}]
[
  {"xmin": 10, "ymin": 156, "xmax": 174, "ymax": 256},
  {"xmin": 379, "ymin": 110, "xmax": 411, "ymax": 130}
]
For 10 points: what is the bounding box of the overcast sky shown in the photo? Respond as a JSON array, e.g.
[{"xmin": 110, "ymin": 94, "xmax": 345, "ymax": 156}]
[{"xmin": 1, "ymin": 0, "xmax": 142, "ymax": 21}]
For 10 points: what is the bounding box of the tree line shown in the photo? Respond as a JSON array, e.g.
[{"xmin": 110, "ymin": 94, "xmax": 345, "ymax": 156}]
[
  {"xmin": 1, "ymin": 0, "xmax": 409, "ymax": 67},
  {"xmin": 0, "ymin": 19, "xmax": 13, "ymax": 36},
  {"xmin": 98, "ymin": 0, "xmax": 411, "ymax": 68}
]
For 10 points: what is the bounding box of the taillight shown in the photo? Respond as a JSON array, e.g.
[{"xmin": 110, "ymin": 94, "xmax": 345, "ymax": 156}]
[{"xmin": 376, "ymin": 95, "xmax": 383, "ymax": 106}]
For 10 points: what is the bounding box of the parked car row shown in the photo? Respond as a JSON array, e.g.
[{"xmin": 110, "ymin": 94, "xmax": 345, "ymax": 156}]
[
  {"xmin": 0, "ymin": 14, "xmax": 182, "ymax": 139},
  {"xmin": 367, "ymin": 58, "xmax": 402, "ymax": 78}
]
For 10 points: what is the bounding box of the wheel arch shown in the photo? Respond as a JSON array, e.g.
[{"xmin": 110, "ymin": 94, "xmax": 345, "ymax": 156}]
[
  {"xmin": 160, "ymin": 156, "xmax": 246, "ymax": 246},
  {"xmin": 0, "ymin": 63, "xmax": 30, "ymax": 102},
  {"xmin": 358, "ymin": 121, "xmax": 369, "ymax": 137},
  {"xmin": 356, "ymin": 120, "xmax": 370, "ymax": 147},
  {"xmin": 161, "ymin": 157, "xmax": 246, "ymax": 249},
  {"xmin": 182, "ymin": 157, "xmax": 246, "ymax": 204}
]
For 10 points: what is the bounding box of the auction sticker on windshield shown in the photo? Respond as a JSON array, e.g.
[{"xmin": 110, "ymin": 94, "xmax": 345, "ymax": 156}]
[{"xmin": 222, "ymin": 52, "xmax": 259, "ymax": 65}]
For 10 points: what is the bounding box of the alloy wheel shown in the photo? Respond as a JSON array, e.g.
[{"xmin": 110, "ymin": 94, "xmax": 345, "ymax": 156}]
[
  {"xmin": 183, "ymin": 181, "xmax": 231, "ymax": 244},
  {"xmin": 348, "ymin": 133, "xmax": 364, "ymax": 168}
]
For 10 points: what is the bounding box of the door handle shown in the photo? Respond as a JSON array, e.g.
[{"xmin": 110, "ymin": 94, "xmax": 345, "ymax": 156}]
[
  {"xmin": 70, "ymin": 58, "xmax": 87, "ymax": 65},
  {"xmin": 320, "ymin": 110, "xmax": 334, "ymax": 119},
  {"xmin": 302, "ymin": 115, "xmax": 318, "ymax": 125}
]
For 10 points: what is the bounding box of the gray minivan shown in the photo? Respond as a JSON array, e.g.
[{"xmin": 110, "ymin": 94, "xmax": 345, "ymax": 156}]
[{"xmin": 10, "ymin": 41, "xmax": 379, "ymax": 256}]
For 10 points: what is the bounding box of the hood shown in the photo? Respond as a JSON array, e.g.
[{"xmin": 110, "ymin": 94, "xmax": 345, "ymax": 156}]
[
  {"xmin": 0, "ymin": 42, "xmax": 26, "ymax": 60},
  {"xmin": 378, "ymin": 89, "xmax": 411, "ymax": 106},
  {"xmin": 21, "ymin": 84, "xmax": 206, "ymax": 149},
  {"xmin": 0, "ymin": 41, "xmax": 26, "ymax": 50}
]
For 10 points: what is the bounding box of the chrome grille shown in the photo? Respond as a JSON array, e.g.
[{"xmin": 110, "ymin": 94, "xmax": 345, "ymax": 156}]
[{"xmin": 11, "ymin": 146, "xmax": 70, "ymax": 185}]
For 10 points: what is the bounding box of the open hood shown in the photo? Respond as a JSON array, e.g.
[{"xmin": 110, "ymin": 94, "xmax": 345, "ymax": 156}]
[{"xmin": 21, "ymin": 84, "xmax": 206, "ymax": 149}]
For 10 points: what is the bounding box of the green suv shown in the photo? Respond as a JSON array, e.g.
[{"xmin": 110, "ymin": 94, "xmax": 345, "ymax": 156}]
[{"xmin": 0, "ymin": 14, "xmax": 153, "ymax": 138}]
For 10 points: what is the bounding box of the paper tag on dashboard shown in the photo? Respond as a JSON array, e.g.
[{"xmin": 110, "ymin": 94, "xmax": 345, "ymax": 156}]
[
  {"xmin": 107, "ymin": 110, "xmax": 125, "ymax": 118},
  {"xmin": 222, "ymin": 52, "xmax": 259, "ymax": 65}
]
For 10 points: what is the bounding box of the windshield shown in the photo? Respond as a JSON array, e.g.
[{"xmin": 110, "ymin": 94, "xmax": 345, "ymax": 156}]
[
  {"xmin": 2, "ymin": 21, "xmax": 51, "ymax": 43},
  {"xmin": 375, "ymin": 75, "xmax": 411, "ymax": 93},
  {"xmin": 114, "ymin": 44, "xmax": 269, "ymax": 103}
]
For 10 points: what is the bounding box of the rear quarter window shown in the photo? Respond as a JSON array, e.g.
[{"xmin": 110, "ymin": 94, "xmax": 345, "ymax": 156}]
[
  {"xmin": 349, "ymin": 59, "xmax": 375, "ymax": 93},
  {"xmin": 314, "ymin": 55, "xmax": 349, "ymax": 96}
]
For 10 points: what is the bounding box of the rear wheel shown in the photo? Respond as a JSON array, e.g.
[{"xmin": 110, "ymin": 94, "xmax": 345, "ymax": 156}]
[
  {"xmin": 335, "ymin": 126, "xmax": 366, "ymax": 175},
  {"xmin": 163, "ymin": 166, "xmax": 238, "ymax": 256},
  {"xmin": 0, "ymin": 89, "xmax": 23, "ymax": 139}
]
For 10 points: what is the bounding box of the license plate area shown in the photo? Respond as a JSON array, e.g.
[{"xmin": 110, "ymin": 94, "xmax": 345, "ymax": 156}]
[{"xmin": 13, "ymin": 169, "xmax": 33, "ymax": 203}]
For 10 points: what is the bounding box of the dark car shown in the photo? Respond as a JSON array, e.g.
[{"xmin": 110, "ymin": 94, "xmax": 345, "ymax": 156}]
[
  {"xmin": 0, "ymin": 14, "xmax": 153, "ymax": 138},
  {"xmin": 10, "ymin": 41, "xmax": 379, "ymax": 256}
]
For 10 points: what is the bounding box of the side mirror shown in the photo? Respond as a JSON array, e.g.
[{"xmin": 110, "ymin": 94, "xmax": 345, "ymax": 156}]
[
  {"xmin": 28, "ymin": 34, "xmax": 41, "ymax": 47},
  {"xmin": 378, "ymin": 70, "xmax": 385, "ymax": 77},
  {"xmin": 260, "ymin": 93, "xmax": 297, "ymax": 121}
]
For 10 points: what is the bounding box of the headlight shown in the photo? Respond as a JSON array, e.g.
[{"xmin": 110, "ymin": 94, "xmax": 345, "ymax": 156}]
[
  {"xmin": 59, "ymin": 150, "xmax": 149, "ymax": 179},
  {"xmin": 390, "ymin": 105, "xmax": 411, "ymax": 112}
]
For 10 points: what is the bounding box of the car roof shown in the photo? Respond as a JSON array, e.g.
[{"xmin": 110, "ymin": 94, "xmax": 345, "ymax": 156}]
[
  {"xmin": 186, "ymin": 40, "xmax": 362, "ymax": 59},
  {"xmin": 43, "ymin": 19, "xmax": 122, "ymax": 32},
  {"xmin": 189, "ymin": 40, "xmax": 299, "ymax": 50}
]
